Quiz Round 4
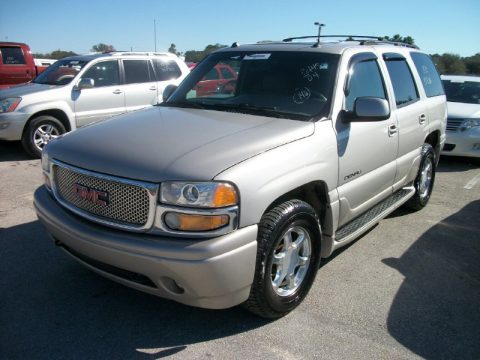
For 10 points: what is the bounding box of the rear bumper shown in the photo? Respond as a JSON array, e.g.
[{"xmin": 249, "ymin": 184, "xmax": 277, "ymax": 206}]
[
  {"xmin": 441, "ymin": 129, "xmax": 480, "ymax": 158},
  {"xmin": 34, "ymin": 186, "xmax": 258, "ymax": 309},
  {"xmin": 0, "ymin": 112, "xmax": 30, "ymax": 140}
]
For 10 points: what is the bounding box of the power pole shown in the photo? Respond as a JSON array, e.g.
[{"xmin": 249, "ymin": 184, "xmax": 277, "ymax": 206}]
[{"xmin": 154, "ymin": 19, "xmax": 157, "ymax": 52}]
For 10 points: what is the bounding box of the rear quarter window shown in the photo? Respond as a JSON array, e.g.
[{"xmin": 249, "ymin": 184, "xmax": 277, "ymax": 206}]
[
  {"xmin": 410, "ymin": 53, "xmax": 445, "ymax": 97},
  {"xmin": 153, "ymin": 59, "xmax": 182, "ymax": 81}
]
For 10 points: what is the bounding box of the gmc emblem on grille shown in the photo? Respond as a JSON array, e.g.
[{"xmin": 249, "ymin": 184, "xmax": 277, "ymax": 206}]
[{"xmin": 73, "ymin": 183, "xmax": 109, "ymax": 206}]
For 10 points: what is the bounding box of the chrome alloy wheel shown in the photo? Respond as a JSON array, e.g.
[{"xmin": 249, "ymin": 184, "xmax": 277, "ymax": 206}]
[
  {"xmin": 270, "ymin": 225, "xmax": 312, "ymax": 297},
  {"xmin": 33, "ymin": 124, "xmax": 60, "ymax": 151},
  {"xmin": 419, "ymin": 157, "xmax": 433, "ymax": 200}
]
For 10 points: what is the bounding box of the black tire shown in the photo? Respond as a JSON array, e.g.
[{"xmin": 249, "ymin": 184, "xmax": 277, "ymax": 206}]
[
  {"xmin": 243, "ymin": 200, "xmax": 321, "ymax": 318},
  {"xmin": 22, "ymin": 115, "xmax": 66, "ymax": 158},
  {"xmin": 405, "ymin": 143, "xmax": 436, "ymax": 210}
]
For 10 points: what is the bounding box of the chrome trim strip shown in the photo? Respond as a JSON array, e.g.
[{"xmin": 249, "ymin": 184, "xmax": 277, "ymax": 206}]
[
  {"xmin": 153, "ymin": 204, "xmax": 239, "ymax": 237},
  {"xmin": 50, "ymin": 159, "xmax": 159, "ymax": 233}
]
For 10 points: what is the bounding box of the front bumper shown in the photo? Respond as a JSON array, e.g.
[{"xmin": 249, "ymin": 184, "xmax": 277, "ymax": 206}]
[
  {"xmin": 34, "ymin": 186, "xmax": 258, "ymax": 309},
  {"xmin": 441, "ymin": 129, "xmax": 480, "ymax": 158},
  {"xmin": 0, "ymin": 112, "xmax": 30, "ymax": 141}
]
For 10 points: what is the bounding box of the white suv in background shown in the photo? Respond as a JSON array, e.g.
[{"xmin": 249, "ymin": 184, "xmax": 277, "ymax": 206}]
[
  {"xmin": 0, "ymin": 52, "xmax": 189, "ymax": 157},
  {"xmin": 441, "ymin": 75, "xmax": 480, "ymax": 158}
]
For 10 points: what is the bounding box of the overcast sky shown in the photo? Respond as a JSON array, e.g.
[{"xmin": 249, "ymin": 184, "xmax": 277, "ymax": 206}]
[{"xmin": 1, "ymin": 0, "xmax": 478, "ymax": 56}]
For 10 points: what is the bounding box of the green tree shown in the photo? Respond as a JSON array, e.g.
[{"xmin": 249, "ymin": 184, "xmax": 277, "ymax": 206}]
[
  {"xmin": 91, "ymin": 43, "xmax": 116, "ymax": 53},
  {"xmin": 464, "ymin": 53, "xmax": 480, "ymax": 75},
  {"xmin": 33, "ymin": 50, "xmax": 78, "ymax": 60},
  {"xmin": 184, "ymin": 43, "xmax": 227, "ymax": 63},
  {"xmin": 168, "ymin": 43, "xmax": 179, "ymax": 55},
  {"xmin": 383, "ymin": 34, "xmax": 416, "ymax": 45},
  {"xmin": 432, "ymin": 53, "xmax": 466, "ymax": 74}
]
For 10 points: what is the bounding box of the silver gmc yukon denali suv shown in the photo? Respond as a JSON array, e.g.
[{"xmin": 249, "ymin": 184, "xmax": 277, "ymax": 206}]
[{"xmin": 34, "ymin": 37, "xmax": 447, "ymax": 318}]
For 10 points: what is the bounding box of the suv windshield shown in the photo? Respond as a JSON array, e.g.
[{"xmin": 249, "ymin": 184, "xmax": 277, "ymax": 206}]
[
  {"xmin": 442, "ymin": 79, "xmax": 480, "ymax": 104},
  {"xmin": 33, "ymin": 59, "xmax": 89, "ymax": 85},
  {"xmin": 165, "ymin": 51, "xmax": 340, "ymax": 120}
]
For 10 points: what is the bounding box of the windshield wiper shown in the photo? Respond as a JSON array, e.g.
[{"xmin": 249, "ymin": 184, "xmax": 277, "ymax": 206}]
[
  {"xmin": 208, "ymin": 103, "xmax": 311, "ymax": 120},
  {"xmin": 160, "ymin": 101, "xmax": 206, "ymax": 109}
]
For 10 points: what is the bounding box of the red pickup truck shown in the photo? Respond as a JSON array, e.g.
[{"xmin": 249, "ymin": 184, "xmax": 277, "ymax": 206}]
[{"xmin": 0, "ymin": 42, "xmax": 49, "ymax": 89}]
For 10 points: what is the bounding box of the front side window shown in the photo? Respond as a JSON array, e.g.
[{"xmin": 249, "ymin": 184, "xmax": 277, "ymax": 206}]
[
  {"xmin": 123, "ymin": 60, "xmax": 152, "ymax": 84},
  {"xmin": 165, "ymin": 51, "xmax": 340, "ymax": 121},
  {"xmin": 442, "ymin": 79, "xmax": 480, "ymax": 104},
  {"xmin": 81, "ymin": 60, "xmax": 119, "ymax": 87},
  {"xmin": 0, "ymin": 47, "xmax": 26, "ymax": 65},
  {"xmin": 411, "ymin": 53, "xmax": 444, "ymax": 98},
  {"xmin": 33, "ymin": 59, "xmax": 89, "ymax": 85},
  {"xmin": 346, "ymin": 59, "xmax": 386, "ymax": 112},
  {"xmin": 385, "ymin": 57, "xmax": 419, "ymax": 107}
]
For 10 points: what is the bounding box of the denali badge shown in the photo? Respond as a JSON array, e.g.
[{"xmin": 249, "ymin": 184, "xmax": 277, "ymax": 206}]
[{"xmin": 73, "ymin": 183, "xmax": 109, "ymax": 206}]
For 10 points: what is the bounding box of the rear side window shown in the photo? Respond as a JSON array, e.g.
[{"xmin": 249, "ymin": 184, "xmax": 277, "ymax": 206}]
[
  {"xmin": 410, "ymin": 53, "xmax": 444, "ymax": 97},
  {"xmin": 0, "ymin": 47, "xmax": 26, "ymax": 65},
  {"xmin": 153, "ymin": 59, "xmax": 182, "ymax": 81},
  {"xmin": 123, "ymin": 60, "xmax": 153, "ymax": 84},
  {"xmin": 385, "ymin": 57, "xmax": 419, "ymax": 107},
  {"xmin": 220, "ymin": 67, "xmax": 235, "ymax": 79},
  {"xmin": 346, "ymin": 59, "xmax": 386, "ymax": 111}
]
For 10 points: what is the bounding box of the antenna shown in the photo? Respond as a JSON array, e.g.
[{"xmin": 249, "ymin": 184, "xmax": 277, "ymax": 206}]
[{"xmin": 314, "ymin": 22, "xmax": 325, "ymax": 47}]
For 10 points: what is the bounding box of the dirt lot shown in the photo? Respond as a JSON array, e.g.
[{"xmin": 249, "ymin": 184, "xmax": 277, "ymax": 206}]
[{"xmin": 1, "ymin": 140, "xmax": 479, "ymax": 360}]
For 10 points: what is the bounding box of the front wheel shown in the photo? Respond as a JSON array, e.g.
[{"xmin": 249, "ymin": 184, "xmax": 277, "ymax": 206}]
[
  {"xmin": 406, "ymin": 143, "xmax": 436, "ymax": 210},
  {"xmin": 22, "ymin": 115, "xmax": 66, "ymax": 158},
  {"xmin": 243, "ymin": 200, "xmax": 321, "ymax": 318}
]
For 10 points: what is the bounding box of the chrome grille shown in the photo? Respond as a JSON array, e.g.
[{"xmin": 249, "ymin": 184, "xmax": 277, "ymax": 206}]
[
  {"xmin": 446, "ymin": 118, "xmax": 464, "ymax": 131},
  {"xmin": 53, "ymin": 164, "xmax": 151, "ymax": 226}
]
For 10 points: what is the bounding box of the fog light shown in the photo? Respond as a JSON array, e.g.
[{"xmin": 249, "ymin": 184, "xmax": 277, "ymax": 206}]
[{"xmin": 164, "ymin": 212, "xmax": 229, "ymax": 232}]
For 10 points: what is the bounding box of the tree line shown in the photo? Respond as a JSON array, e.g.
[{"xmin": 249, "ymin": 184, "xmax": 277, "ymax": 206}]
[{"xmin": 33, "ymin": 40, "xmax": 480, "ymax": 76}]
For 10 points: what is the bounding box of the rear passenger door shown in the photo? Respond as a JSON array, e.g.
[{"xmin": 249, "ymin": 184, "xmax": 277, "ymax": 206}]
[
  {"xmin": 122, "ymin": 59, "xmax": 158, "ymax": 112},
  {"xmin": 382, "ymin": 53, "xmax": 428, "ymax": 188},
  {"xmin": 336, "ymin": 53, "xmax": 398, "ymax": 227}
]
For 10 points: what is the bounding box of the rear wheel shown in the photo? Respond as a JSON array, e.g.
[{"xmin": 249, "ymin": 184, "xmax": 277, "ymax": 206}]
[
  {"xmin": 243, "ymin": 200, "xmax": 321, "ymax": 318},
  {"xmin": 22, "ymin": 115, "xmax": 66, "ymax": 158},
  {"xmin": 406, "ymin": 143, "xmax": 436, "ymax": 210}
]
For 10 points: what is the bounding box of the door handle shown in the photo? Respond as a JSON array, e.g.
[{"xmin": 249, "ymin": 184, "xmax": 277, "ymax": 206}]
[
  {"xmin": 388, "ymin": 124, "xmax": 398, "ymax": 137},
  {"xmin": 149, "ymin": 86, "xmax": 157, "ymax": 91},
  {"xmin": 419, "ymin": 113, "xmax": 427, "ymax": 125},
  {"xmin": 112, "ymin": 89, "xmax": 122, "ymax": 94}
]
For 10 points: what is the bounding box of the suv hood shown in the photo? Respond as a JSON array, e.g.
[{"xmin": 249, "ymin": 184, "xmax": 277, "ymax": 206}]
[
  {"xmin": 447, "ymin": 102, "xmax": 480, "ymax": 118},
  {"xmin": 0, "ymin": 82, "xmax": 58, "ymax": 98},
  {"xmin": 47, "ymin": 106, "xmax": 314, "ymax": 182}
]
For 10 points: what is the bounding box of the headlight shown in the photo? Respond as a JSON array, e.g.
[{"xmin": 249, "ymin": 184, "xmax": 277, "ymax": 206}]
[
  {"xmin": 0, "ymin": 97, "xmax": 22, "ymax": 113},
  {"xmin": 41, "ymin": 151, "xmax": 51, "ymax": 172},
  {"xmin": 160, "ymin": 182, "xmax": 238, "ymax": 208},
  {"xmin": 460, "ymin": 118, "xmax": 480, "ymax": 131}
]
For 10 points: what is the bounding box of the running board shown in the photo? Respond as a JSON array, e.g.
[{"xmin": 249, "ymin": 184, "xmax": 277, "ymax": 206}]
[{"xmin": 333, "ymin": 187, "xmax": 415, "ymax": 247}]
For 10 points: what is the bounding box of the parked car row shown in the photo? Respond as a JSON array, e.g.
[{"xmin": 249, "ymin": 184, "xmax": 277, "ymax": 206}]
[{"xmin": 0, "ymin": 50, "xmax": 189, "ymax": 157}]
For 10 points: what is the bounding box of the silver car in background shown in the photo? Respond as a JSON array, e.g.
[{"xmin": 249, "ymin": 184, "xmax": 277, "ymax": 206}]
[
  {"xmin": 441, "ymin": 75, "xmax": 480, "ymax": 158},
  {"xmin": 0, "ymin": 52, "xmax": 189, "ymax": 157}
]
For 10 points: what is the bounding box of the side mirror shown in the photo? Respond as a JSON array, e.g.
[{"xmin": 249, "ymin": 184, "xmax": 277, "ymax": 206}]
[
  {"xmin": 349, "ymin": 97, "xmax": 390, "ymax": 121},
  {"xmin": 162, "ymin": 84, "xmax": 177, "ymax": 102},
  {"xmin": 77, "ymin": 78, "xmax": 94, "ymax": 90}
]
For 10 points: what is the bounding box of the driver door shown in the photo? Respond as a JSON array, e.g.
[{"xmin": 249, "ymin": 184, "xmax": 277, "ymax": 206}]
[{"xmin": 74, "ymin": 59, "xmax": 126, "ymax": 127}]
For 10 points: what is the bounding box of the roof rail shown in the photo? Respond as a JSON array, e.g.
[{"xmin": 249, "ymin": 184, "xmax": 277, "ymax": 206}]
[
  {"xmin": 106, "ymin": 51, "xmax": 170, "ymax": 56},
  {"xmin": 282, "ymin": 35, "xmax": 419, "ymax": 49},
  {"xmin": 359, "ymin": 40, "xmax": 419, "ymax": 49},
  {"xmin": 283, "ymin": 35, "xmax": 383, "ymax": 42}
]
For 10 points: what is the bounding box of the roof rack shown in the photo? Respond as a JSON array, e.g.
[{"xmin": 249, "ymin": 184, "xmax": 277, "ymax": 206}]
[
  {"xmin": 282, "ymin": 35, "xmax": 419, "ymax": 49},
  {"xmin": 106, "ymin": 51, "xmax": 170, "ymax": 56},
  {"xmin": 283, "ymin": 35, "xmax": 383, "ymax": 42},
  {"xmin": 359, "ymin": 40, "xmax": 419, "ymax": 49}
]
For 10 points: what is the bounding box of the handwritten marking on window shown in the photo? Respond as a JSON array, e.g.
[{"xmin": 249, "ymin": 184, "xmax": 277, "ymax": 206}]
[
  {"xmin": 300, "ymin": 62, "xmax": 328, "ymax": 82},
  {"xmin": 293, "ymin": 87, "xmax": 311, "ymax": 104}
]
